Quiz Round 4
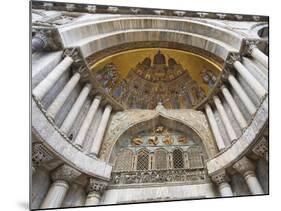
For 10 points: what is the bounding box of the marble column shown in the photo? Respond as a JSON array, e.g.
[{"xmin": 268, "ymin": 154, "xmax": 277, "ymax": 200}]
[
  {"xmin": 74, "ymin": 96, "xmax": 102, "ymax": 149},
  {"xmin": 205, "ymin": 104, "xmax": 226, "ymax": 151},
  {"xmin": 40, "ymin": 165, "xmax": 81, "ymax": 209},
  {"xmin": 221, "ymin": 85, "xmax": 248, "ymax": 129},
  {"xmin": 85, "ymin": 178, "xmax": 108, "ymax": 206},
  {"xmin": 89, "ymin": 104, "xmax": 112, "ymax": 156},
  {"xmin": 212, "ymin": 171, "xmax": 233, "ymax": 197},
  {"xmin": 228, "ymin": 74, "xmax": 257, "ymax": 115},
  {"xmin": 213, "ymin": 96, "xmax": 237, "ymax": 142},
  {"xmin": 33, "ymin": 56, "xmax": 73, "ymax": 100},
  {"xmin": 60, "ymin": 84, "xmax": 91, "ymax": 134},
  {"xmin": 233, "ymin": 157, "xmax": 264, "ymax": 195},
  {"xmin": 233, "ymin": 60, "xmax": 267, "ymax": 99},
  {"xmin": 47, "ymin": 72, "xmax": 80, "ymax": 119},
  {"xmin": 249, "ymin": 45, "xmax": 268, "ymax": 68}
]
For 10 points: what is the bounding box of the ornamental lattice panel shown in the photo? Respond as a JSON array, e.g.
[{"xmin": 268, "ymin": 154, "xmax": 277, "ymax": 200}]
[
  {"xmin": 114, "ymin": 149, "xmax": 134, "ymax": 171},
  {"xmin": 154, "ymin": 149, "xmax": 168, "ymax": 169},
  {"xmin": 173, "ymin": 149, "xmax": 184, "ymax": 169},
  {"xmin": 188, "ymin": 148, "xmax": 204, "ymax": 169},
  {"xmin": 136, "ymin": 149, "xmax": 149, "ymax": 170}
]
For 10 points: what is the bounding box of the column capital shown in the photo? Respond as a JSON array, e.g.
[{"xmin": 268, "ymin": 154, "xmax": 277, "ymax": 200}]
[
  {"xmin": 242, "ymin": 39, "xmax": 261, "ymax": 56},
  {"xmin": 87, "ymin": 177, "xmax": 108, "ymax": 195},
  {"xmin": 51, "ymin": 164, "xmax": 81, "ymax": 183},
  {"xmin": 252, "ymin": 136, "xmax": 268, "ymax": 160},
  {"xmin": 233, "ymin": 157, "xmax": 255, "ymax": 177},
  {"xmin": 32, "ymin": 143, "xmax": 54, "ymax": 167},
  {"xmin": 211, "ymin": 170, "xmax": 230, "ymax": 185},
  {"xmin": 32, "ymin": 28, "xmax": 62, "ymax": 51},
  {"xmin": 226, "ymin": 53, "xmax": 241, "ymax": 65}
]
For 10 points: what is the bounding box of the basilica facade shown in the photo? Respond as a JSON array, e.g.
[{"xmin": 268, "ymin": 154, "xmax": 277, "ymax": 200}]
[{"xmin": 31, "ymin": 1, "xmax": 269, "ymax": 209}]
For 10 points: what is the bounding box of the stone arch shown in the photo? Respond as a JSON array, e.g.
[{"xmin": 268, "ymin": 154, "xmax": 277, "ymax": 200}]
[{"xmin": 106, "ymin": 111, "xmax": 216, "ymax": 164}]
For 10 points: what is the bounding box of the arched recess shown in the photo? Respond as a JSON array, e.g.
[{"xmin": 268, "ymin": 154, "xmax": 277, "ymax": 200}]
[
  {"xmin": 108, "ymin": 115, "xmax": 210, "ymax": 166},
  {"xmin": 100, "ymin": 107, "xmax": 218, "ymax": 162}
]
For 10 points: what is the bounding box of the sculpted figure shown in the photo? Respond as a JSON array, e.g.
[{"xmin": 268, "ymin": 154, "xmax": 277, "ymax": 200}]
[
  {"xmin": 155, "ymin": 126, "xmax": 164, "ymax": 133},
  {"xmin": 148, "ymin": 136, "xmax": 159, "ymax": 145},
  {"xmin": 131, "ymin": 137, "xmax": 143, "ymax": 146},
  {"xmin": 178, "ymin": 135, "xmax": 188, "ymax": 144},
  {"xmin": 163, "ymin": 135, "xmax": 174, "ymax": 145}
]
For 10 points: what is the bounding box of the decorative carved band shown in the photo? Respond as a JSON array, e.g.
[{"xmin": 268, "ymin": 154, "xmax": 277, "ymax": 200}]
[{"xmin": 111, "ymin": 168, "xmax": 207, "ymax": 185}]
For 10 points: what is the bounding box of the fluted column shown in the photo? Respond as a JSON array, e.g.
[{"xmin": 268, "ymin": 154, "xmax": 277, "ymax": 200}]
[
  {"xmin": 89, "ymin": 104, "xmax": 112, "ymax": 156},
  {"xmin": 233, "ymin": 60, "xmax": 267, "ymax": 98},
  {"xmin": 60, "ymin": 84, "xmax": 91, "ymax": 134},
  {"xmin": 85, "ymin": 178, "xmax": 108, "ymax": 206},
  {"xmin": 33, "ymin": 56, "xmax": 73, "ymax": 100},
  {"xmin": 249, "ymin": 45, "xmax": 268, "ymax": 68},
  {"xmin": 213, "ymin": 96, "xmax": 237, "ymax": 142},
  {"xmin": 74, "ymin": 96, "xmax": 102, "ymax": 149},
  {"xmin": 47, "ymin": 73, "xmax": 80, "ymax": 119},
  {"xmin": 228, "ymin": 74, "xmax": 257, "ymax": 115},
  {"xmin": 221, "ymin": 85, "xmax": 248, "ymax": 129},
  {"xmin": 205, "ymin": 104, "xmax": 226, "ymax": 151},
  {"xmin": 40, "ymin": 165, "xmax": 81, "ymax": 209},
  {"xmin": 233, "ymin": 157, "xmax": 264, "ymax": 195},
  {"xmin": 212, "ymin": 170, "xmax": 233, "ymax": 197}
]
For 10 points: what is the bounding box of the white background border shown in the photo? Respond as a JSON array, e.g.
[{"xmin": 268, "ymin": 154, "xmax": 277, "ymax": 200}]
[{"xmin": 0, "ymin": 0, "xmax": 278, "ymax": 210}]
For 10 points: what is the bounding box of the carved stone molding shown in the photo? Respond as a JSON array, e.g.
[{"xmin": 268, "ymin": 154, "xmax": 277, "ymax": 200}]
[
  {"xmin": 51, "ymin": 164, "xmax": 81, "ymax": 183},
  {"xmin": 232, "ymin": 156, "xmax": 255, "ymax": 177},
  {"xmin": 252, "ymin": 136, "xmax": 268, "ymax": 160},
  {"xmin": 87, "ymin": 178, "xmax": 108, "ymax": 195},
  {"xmin": 32, "ymin": 143, "xmax": 54, "ymax": 166},
  {"xmin": 211, "ymin": 170, "xmax": 230, "ymax": 185}
]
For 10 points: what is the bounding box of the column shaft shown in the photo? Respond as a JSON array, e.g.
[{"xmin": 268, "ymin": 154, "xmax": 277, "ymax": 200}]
[
  {"xmin": 218, "ymin": 182, "xmax": 233, "ymax": 197},
  {"xmin": 233, "ymin": 60, "xmax": 267, "ymax": 98},
  {"xmin": 89, "ymin": 105, "xmax": 112, "ymax": 156},
  {"xmin": 251, "ymin": 47, "xmax": 268, "ymax": 68},
  {"xmin": 40, "ymin": 180, "xmax": 69, "ymax": 209},
  {"xmin": 47, "ymin": 72, "xmax": 80, "ymax": 119},
  {"xmin": 228, "ymin": 74, "xmax": 256, "ymax": 115},
  {"xmin": 33, "ymin": 56, "xmax": 73, "ymax": 100},
  {"xmin": 244, "ymin": 171, "xmax": 264, "ymax": 195},
  {"xmin": 60, "ymin": 84, "xmax": 91, "ymax": 134},
  {"xmin": 205, "ymin": 104, "xmax": 226, "ymax": 151},
  {"xmin": 74, "ymin": 96, "xmax": 101, "ymax": 148},
  {"xmin": 221, "ymin": 86, "xmax": 248, "ymax": 129},
  {"xmin": 213, "ymin": 96, "xmax": 237, "ymax": 142},
  {"xmin": 85, "ymin": 192, "xmax": 101, "ymax": 206}
]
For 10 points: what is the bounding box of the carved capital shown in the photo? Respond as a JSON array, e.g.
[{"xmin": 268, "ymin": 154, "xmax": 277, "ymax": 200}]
[
  {"xmin": 211, "ymin": 170, "xmax": 230, "ymax": 185},
  {"xmin": 32, "ymin": 143, "xmax": 54, "ymax": 166},
  {"xmin": 87, "ymin": 178, "xmax": 108, "ymax": 195},
  {"xmin": 233, "ymin": 157, "xmax": 255, "ymax": 177},
  {"xmin": 226, "ymin": 53, "xmax": 241, "ymax": 65},
  {"xmin": 252, "ymin": 136, "xmax": 268, "ymax": 160},
  {"xmin": 32, "ymin": 28, "xmax": 62, "ymax": 51},
  {"xmin": 51, "ymin": 164, "xmax": 81, "ymax": 183}
]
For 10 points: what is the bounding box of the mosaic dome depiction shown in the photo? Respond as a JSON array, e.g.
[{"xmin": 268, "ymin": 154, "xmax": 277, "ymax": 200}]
[{"xmin": 31, "ymin": 1, "xmax": 268, "ymax": 209}]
